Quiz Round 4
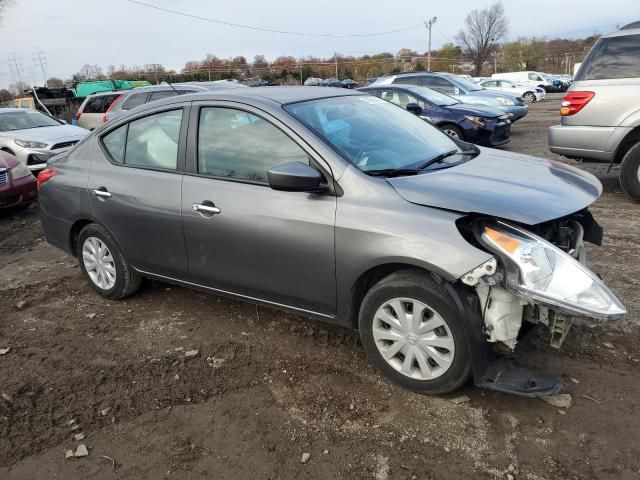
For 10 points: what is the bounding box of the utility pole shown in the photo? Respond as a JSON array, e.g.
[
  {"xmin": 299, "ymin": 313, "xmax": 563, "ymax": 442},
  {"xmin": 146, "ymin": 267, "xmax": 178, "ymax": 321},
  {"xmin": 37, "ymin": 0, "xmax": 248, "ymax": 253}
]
[
  {"xmin": 425, "ymin": 17, "xmax": 437, "ymax": 71},
  {"xmin": 299, "ymin": 63, "xmax": 303, "ymax": 85},
  {"xmin": 334, "ymin": 53, "xmax": 338, "ymax": 78},
  {"xmin": 9, "ymin": 53, "xmax": 25, "ymax": 94},
  {"xmin": 33, "ymin": 48, "xmax": 48, "ymax": 87}
]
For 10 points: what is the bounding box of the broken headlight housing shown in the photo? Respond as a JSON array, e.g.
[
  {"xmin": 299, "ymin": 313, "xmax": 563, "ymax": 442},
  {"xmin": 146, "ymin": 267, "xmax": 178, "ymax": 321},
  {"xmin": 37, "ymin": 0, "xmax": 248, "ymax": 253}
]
[{"xmin": 476, "ymin": 220, "xmax": 626, "ymax": 321}]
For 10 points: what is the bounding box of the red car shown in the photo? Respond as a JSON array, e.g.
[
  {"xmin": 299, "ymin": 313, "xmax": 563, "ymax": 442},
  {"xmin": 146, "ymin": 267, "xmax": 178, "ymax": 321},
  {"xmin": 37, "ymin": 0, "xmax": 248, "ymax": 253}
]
[{"xmin": 0, "ymin": 150, "xmax": 37, "ymax": 210}]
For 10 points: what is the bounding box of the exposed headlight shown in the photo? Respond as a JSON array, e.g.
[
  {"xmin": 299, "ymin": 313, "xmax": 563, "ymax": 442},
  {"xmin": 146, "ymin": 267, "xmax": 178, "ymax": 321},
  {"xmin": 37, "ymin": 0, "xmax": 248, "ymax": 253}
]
[
  {"xmin": 10, "ymin": 162, "xmax": 33, "ymax": 180},
  {"xmin": 496, "ymin": 97, "xmax": 515, "ymax": 106},
  {"xmin": 464, "ymin": 115, "xmax": 486, "ymax": 127},
  {"xmin": 14, "ymin": 139, "xmax": 48, "ymax": 148},
  {"xmin": 477, "ymin": 220, "xmax": 626, "ymax": 320}
]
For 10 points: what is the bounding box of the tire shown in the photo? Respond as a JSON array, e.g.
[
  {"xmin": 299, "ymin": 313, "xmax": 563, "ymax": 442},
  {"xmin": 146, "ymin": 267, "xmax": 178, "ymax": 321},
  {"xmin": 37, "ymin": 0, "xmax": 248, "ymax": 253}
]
[
  {"xmin": 619, "ymin": 141, "xmax": 640, "ymax": 202},
  {"xmin": 523, "ymin": 92, "xmax": 536, "ymax": 103},
  {"xmin": 440, "ymin": 124, "xmax": 464, "ymax": 141},
  {"xmin": 77, "ymin": 223, "xmax": 142, "ymax": 299},
  {"xmin": 358, "ymin": 269, "xmax": 472, "ymax": 394}
]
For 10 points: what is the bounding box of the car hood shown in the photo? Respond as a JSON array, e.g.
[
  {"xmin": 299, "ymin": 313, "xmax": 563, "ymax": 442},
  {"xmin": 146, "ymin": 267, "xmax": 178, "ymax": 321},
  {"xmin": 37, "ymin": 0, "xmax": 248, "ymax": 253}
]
[
  {"xmin": 387, "ymin": 148, "xmax": 602, "ymax": 225},
  {"xmin": 444, "ymin": 103, "xmax": 505, "ymax": 118},
  {"xmin": 1, "ymin": 125, "xmax": 89, "ymax": 143}
]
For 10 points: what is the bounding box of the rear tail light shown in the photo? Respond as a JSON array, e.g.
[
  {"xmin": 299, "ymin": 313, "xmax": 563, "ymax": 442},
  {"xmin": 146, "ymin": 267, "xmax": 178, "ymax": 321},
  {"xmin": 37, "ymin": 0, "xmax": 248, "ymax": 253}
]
[
  {"xmin": 103, "ymin": 94, "xmax": 124, "ymax": 124},
  {"xmin": 37, "ymin": 167, "xmax": 57, "ymax": 191},
  {"xmin": 560, "ymin": 91, "xmax": 595, "ymax": 116},
  {"xmin": 75, "ymin": 112, "xmax": 82, "ymax": 121}
]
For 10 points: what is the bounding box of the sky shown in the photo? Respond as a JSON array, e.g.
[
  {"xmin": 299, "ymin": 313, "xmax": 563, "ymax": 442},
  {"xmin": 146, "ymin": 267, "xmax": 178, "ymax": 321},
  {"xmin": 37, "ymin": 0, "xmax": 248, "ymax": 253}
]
[{"xmin": 0, "ymin": 0, "xmax": 637, "ymax": 88}]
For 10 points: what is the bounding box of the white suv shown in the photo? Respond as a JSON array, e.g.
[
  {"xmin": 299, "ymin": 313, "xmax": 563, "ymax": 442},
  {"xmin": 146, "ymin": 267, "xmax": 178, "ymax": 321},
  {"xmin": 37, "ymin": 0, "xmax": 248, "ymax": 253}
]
[{"xmin": 548, "ymin": 21, "xmax": 640, "ymax": 201}]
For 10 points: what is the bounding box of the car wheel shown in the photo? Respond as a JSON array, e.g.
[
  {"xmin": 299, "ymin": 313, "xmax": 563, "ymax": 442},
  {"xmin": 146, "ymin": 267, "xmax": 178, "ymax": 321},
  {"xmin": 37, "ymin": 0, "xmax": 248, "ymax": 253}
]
[
  {"xmin": 441, "ymin": 124, "xmax": 464, "ymax": 141},
  {"xmin": 619, "ymin": 141, "xmax": 640, "ymax": 202},
  {"xmin": 77, "ymin": 223, "xmax": 142, "ymax": 299},
  {"xmin": 358, "ymin": 269, "xmax": 472, "ymax": 394},
  {"xmin": 523, "ymin": 92, "xmax": 536, "ymax": 103}
]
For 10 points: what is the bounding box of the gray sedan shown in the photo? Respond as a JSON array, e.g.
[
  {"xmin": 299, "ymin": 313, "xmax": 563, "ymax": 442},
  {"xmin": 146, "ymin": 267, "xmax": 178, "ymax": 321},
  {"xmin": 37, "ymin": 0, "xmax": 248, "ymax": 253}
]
[
  {"xmin": 0, "ymin": 108, "xmax": 89, "ymax": 171},
  {"xmin": 37, "ymin": 87, "xmax": 625, "ymax": 396}
]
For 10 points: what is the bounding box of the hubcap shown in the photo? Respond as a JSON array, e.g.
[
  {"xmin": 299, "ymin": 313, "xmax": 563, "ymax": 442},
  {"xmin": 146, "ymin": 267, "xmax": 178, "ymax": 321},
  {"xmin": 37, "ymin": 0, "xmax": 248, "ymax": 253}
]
[
  {"xmin": 524, "ymin": 93, "xmax": 535, "ymax": 103},
  {"xmin": 82, "ymin": 237, "xmax": 116, "ymax": 290},
  {"xmin": 444, "ymin": 129, "xmax": 459, "ymax": 139},
  {"xmin": 372, "ymin": 298, "xmax": 455, "ymax": 380}
]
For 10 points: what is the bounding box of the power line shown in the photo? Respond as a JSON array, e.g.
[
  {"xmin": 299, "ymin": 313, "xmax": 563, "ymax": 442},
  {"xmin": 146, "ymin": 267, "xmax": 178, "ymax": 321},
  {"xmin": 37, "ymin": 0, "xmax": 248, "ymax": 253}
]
[
  {"xmin": 33, "ymin": 48, "xmax": 48, "ymax": 87},
  {"xmin": 124, "ymin": 0, "xmax": 424, "ymax": 37}
]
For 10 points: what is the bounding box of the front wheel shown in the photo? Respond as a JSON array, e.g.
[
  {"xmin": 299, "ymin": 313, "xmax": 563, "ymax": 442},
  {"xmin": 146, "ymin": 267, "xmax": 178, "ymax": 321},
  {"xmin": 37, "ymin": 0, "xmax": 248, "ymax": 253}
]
[
  {"xmin": 77, "ymin": 223, "xmax": 142, "ymax": 299},
  {"xmin": 440, "ymin": 124, "xmax": 464, "ymax": 141},
  {"xmin": 619, "ymin": 141, "xmax": 640, "ymax": 202},
  {"xmin": 358, "ymin": 269, "xmax": 471, "ymax": 394},
  {"xmin": 523, "ymin": 92, "xmax": 536, "ymax": 103}
]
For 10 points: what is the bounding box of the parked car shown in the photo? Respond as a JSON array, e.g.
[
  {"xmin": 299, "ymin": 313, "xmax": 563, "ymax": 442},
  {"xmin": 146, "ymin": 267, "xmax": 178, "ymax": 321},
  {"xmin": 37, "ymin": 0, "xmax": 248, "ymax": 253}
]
[
  {"xmin": 322, "ymin": 78, "xmax": 343, "ymax": 87},
  {"xmin": 0, "ymin": 150, "xmax": 37, "ymax": 210},
  {"xmin": 492, "ymin": 71, "xmax": 553, "ymax": 92},
  {"xmin": 341, "ymin": 79, "xmax": 359, "ymax": 89},
  {"xmin": 549, "ymin": 21, "xmax": 640, "ymax": 201},
  {"xmin": 477, "ymin": 79, "xmax": 546, "ymax": 103},
  {"xmin": 368, "ymin": 72, "xmax": 528, "ymax": 122},
  {"xmin": 360, "ymin": 85, "xmax": 511, "ymax": 147},
  {"xmin": 77, "ymin": 81, "xmax": 247, "ymax": 129},
  {"xmin": 0, "ymin": 108, "xmax": 89, "ymax": 171},
  {"xmin": 246, "ymin": 77, "xmax": 269, "ymax": 87},
  {"xmin": 303, "ymin": 77, "xmax": 324, "ymax": 86},
  {"xmin": 37, "ymin": 87, "xmax": 625, "ymax": 396}
]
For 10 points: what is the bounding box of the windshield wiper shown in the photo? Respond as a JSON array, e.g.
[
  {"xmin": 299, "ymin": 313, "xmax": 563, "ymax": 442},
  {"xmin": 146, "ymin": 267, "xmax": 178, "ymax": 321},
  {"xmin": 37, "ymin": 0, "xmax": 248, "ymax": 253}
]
[
  {"xmin": 417, "ymin": 149, "xmax": 476, "ymax": 170},
  {"xmin": 364, "ymin": 168, "xmax": 420, "ymax": 178}
]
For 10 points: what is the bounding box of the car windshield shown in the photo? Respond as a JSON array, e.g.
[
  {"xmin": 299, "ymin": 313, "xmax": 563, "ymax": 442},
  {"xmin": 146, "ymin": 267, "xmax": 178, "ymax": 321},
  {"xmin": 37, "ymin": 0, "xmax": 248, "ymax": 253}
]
[
  {"xmin": 0, "ymin": 110, "xmax": 61, "ymax": 132},
  {"xmin": 284, "ymin": 95, "xmax": 461, "ymax": 173},
  {"xmin": 449, "ymin": 76, "xmax": 483, "ymax": 92},
  {"xmin": 409, "ymin": 87, "xmax": 459, "ymax": 106}
]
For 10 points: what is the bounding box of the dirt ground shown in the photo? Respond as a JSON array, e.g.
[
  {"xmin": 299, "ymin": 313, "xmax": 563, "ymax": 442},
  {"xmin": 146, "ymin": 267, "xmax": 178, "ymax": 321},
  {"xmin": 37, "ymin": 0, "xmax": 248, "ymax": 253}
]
[{"xmin": 1, "ymin": 95, "xmax": 639, "ymax": 479}]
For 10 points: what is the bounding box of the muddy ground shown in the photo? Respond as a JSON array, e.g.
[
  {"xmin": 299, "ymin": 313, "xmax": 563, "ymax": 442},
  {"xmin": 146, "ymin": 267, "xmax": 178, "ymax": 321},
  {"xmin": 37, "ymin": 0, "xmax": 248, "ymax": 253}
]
[{"xmin": 0, "ymin": 95, "xmax": 639, "ymax": 479}]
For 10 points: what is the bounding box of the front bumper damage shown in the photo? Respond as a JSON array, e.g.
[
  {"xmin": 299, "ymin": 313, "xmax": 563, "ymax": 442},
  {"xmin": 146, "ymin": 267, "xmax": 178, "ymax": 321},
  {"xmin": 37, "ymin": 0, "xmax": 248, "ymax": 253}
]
[{"xmin": 455, "ymin": 212, "xmax": 624, "ymax": 397}]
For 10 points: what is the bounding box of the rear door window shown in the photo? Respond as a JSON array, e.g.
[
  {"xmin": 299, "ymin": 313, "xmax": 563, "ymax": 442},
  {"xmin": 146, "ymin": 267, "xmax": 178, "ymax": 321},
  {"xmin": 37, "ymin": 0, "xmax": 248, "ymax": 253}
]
[
  {"xmin": 576, "ymin": 34, "xmax": 640, "ymax": 80},
  {"xmin": 419, "ymin": 76, "xmax": 456, "ymax": 94},
  {"xmin": 83, "ymin": 94, "xmax": 120, "ymax": 113},
  {"xmin": 148, "ymin": 90, "xmax": 179, "ymax": 102},
  {"xmin": 100, "ymin": 109, "xmax": 183, "ymax": 171},
  {"xmin": 393, "ymin": 76, "xmax": 420, "ymax": 85},
  {"xmin": 121, "ymin": 93, "xmax": 148, "ymax": 110}
]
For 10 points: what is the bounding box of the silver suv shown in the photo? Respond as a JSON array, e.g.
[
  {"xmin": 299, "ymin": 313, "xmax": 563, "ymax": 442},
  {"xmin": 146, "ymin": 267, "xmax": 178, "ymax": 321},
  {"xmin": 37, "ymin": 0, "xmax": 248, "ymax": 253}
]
[{"xmin": 549, "ymin": 22, "xmax": 640, "ymax": 200}]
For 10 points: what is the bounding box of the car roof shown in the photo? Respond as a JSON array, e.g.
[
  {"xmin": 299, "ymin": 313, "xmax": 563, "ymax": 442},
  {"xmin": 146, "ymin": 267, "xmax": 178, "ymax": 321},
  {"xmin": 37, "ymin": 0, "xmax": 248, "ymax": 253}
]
[
  {"xmin": 0, "ymin": 108, "xmax": 34, "ymax": 113},
  {"xmin": 148, "ymin": 86, "xmax": 365, "ymax": 108},
  {"xmin": 603, "ymin": 23, "xmax": 640, "ymax": 37}
]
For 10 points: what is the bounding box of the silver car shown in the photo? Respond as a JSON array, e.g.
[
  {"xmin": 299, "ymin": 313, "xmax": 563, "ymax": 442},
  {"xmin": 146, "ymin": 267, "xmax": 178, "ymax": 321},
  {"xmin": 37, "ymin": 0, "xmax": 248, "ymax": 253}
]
[
  {"xmin": 549, "ymin": 21, "xmax": 640, "ymax": 200},
  {"xmin": 0, "ymin": 108, "xmax": 89, "ymax": 171},
  {"xmin": 77, "ymin": 81, "xmax": 247, "ymax": 130},
  {"xmin": 37, "ymin": 87, "xmax": 625, "ymax": 396},
  {"xmin": 478, "ymin": 79, "xmax": 546, "ymax": 103}
]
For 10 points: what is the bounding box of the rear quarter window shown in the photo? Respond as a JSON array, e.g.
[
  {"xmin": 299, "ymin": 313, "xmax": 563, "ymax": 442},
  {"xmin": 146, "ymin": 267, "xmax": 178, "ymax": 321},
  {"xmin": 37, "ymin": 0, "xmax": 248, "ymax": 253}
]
[
  {"xmin": 576, "ymin": 34, "xmax": 640, "ymax": 80},
  {"xmin": 121, "ymin": 93, "xmax": 148, "ymax": 110},
  {"xmin": 83, "ymin": 94, "xmax": 120, "ymax": 114}
]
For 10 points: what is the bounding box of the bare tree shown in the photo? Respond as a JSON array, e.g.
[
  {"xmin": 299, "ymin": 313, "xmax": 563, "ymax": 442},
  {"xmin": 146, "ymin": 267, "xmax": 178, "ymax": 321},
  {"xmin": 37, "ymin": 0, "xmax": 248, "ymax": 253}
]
[
  {"xmin": 455, "ymin": 1, "xmax": 509, "ymax": 76},
  {"xmin": 46, "ymin": 77, "xmax": 65, "ymax": 88},
  {"xmin": 72, "ymin": 64, "xmax": 105, "ymax": 82}
]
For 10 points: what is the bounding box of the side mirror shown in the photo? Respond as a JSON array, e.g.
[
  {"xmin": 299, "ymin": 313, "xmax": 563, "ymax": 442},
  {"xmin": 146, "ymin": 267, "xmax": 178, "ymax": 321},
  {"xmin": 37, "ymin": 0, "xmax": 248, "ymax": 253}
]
[
  {"xmin": 405, "ymin": 102, "xmax": 423, "ymax": 115},
  {"xmin": 268, "ymin": 161, "xmax": 325, "ymax": 192}
]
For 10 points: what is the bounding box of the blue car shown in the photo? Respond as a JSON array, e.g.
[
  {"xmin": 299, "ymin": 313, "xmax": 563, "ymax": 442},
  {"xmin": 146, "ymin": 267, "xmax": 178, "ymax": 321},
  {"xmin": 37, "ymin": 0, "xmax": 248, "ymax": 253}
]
[{"xmin": 360, "ymin": 85, "xmax": 511, "ymax": 147}]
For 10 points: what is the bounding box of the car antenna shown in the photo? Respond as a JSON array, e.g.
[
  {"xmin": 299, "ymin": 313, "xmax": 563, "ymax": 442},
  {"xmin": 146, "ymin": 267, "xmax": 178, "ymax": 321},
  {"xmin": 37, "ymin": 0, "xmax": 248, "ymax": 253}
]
[{"xmin": 162, "ymin": 81, "xmax": 179, "ymax": 94}]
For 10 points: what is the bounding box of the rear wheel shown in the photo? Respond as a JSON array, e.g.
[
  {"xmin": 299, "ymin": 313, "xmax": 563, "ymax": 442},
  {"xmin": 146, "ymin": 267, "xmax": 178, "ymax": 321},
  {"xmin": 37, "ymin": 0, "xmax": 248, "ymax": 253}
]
[
  {"xmin": 619, "ymin": 141, "xmax": 640, "ymax": 202},
  {"xmin": 523, "ymin": 92, "xmax": 536, "ymax": 103},
  {"xmin": 440, "ymin": 124, "xmax": 464, "ymax": 141},
  {"xmin": 77, "ymin": 223, "xmax": 142, "ymax": 299},
  {"xmin": 358, "ymin": 269, "xmax": 471, "ymax": 394}
]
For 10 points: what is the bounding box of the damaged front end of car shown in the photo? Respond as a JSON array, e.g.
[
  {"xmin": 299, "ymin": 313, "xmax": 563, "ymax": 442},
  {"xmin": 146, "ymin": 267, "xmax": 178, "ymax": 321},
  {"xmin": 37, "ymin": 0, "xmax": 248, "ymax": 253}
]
[{"xmin": 455, "ymin": 210, "xmax": 626, "ymax": 396}]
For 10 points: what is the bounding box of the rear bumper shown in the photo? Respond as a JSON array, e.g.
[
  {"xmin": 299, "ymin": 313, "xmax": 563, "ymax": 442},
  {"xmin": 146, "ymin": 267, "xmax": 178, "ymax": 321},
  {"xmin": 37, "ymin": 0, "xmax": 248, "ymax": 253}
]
[
  {"xmin": 0, "ymin": 175, "xmax": 37, "ymax": 209},
  {"xmin": 39, "ymin": 208, "xmax": 74, "ymax": 254},
  {"xmin": 548, "ymin": 124, "xmax": 618, "ymax": 161}
]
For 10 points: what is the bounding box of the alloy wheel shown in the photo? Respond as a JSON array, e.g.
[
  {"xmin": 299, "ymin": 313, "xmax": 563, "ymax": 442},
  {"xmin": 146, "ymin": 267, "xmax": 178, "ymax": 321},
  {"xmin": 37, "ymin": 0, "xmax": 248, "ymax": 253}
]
[
  {"xmin": 372, "ymin": 298, "xmax": 455, "ymax": 380},
  {"xmin": 523, "ymin": 92, "xmax": 536, "ymax": 103},
  {"xmin": 82, "ymin": 236, "xmax": 116, "ymax": 290},
  {"xmin": 443, "ymin": 129, "xmax": 460, "ymax": 139}
]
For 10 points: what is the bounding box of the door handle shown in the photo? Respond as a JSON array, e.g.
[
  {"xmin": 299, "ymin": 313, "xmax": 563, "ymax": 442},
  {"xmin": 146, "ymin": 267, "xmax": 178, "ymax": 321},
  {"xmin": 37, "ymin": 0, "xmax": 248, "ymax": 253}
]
[
  {"xmin": 192, "ymin": 203, "xmax": 221, "ymax": 215},
  {"xmin": 91, "ymin": 188, "xmax": 112, "ymax": 199}
]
